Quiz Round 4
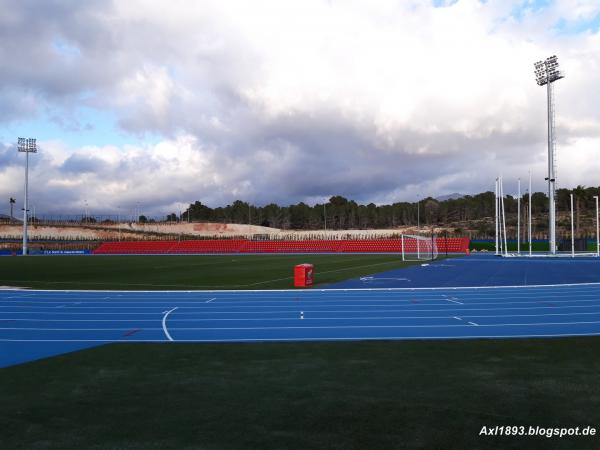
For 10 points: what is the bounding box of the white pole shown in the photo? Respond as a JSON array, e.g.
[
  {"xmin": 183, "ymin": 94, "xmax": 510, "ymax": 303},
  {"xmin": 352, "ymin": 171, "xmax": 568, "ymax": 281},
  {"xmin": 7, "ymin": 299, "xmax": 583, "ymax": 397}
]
[
  {"xmin": 401, "ymin": 234, "xmax": 405, "ymax": 261},
  {"xmin": 500, "ymin": 176, "xmax": 508, "ymax": 256},
  {"xmin": 495, "ymin": 178, "xmax": 499, "ymax": 255},
  {"xmin": 517, "ymin": 178, "xmax": 521, "ymax": 255},
  {"xmin": 547, "ymin": 82, "xmax": 557, "ymax": 255},
  {"xmin": 529, "ymin": 170, "xmax": 532, "ymax": 256},
  {"xmin": 570, "ymin": 193, "xmax": 575, "ymax": 257},
  {"xmin": 595, "ymin": 196, "xmax": 599, "ymax": 257},
  {"xmin": 417, "ymin": 201, "xmax": 420, "ymax": 230},
  {"xmin": 23, "ymin": 150, "xmax": 29, "ymax": 255}
]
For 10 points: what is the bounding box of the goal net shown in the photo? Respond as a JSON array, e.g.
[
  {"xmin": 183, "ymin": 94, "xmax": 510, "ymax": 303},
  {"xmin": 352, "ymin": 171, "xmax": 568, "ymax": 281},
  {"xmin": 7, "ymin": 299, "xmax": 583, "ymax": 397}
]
[{"xmin": 401, "ymin": 234, "xmax": 438, "ymax": 261}]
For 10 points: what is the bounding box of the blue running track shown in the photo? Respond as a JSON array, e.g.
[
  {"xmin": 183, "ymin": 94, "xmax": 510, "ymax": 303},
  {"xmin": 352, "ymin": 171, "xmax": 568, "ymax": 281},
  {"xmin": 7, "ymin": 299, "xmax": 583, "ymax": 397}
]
[
  {"xmin": 328, "ymin": 254, "xmax": 600, "ymax": 288},
  {"xmin": 3, "ymin": 279, "xmax": 600, "ymax": 367}
]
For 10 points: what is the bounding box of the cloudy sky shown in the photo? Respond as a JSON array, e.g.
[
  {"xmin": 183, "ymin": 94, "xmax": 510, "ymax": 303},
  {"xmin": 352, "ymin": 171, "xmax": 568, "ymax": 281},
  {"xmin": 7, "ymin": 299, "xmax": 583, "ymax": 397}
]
[{"xmin": 1, "ymin": 0, "xmax": 599, "ymax": 217}]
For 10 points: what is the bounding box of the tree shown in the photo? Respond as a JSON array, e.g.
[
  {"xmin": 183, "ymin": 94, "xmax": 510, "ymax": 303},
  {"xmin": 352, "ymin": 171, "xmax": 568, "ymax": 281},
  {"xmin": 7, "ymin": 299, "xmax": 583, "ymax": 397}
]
[{"xmin": 572, "ymin": 185, "xmax": 587, "ymax": 237}]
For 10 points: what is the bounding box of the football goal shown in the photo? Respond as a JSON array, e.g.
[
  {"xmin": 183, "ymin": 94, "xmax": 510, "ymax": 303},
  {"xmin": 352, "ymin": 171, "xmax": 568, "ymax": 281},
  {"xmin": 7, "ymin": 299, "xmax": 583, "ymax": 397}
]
[{"xmin": 401, "ymin": 234, "xmax": 438, "ymax": 261}]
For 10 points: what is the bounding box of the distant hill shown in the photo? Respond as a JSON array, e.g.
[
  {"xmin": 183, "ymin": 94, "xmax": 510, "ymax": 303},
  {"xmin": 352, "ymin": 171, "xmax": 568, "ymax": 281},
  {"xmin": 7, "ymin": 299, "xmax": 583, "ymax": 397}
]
[
  {"xmin": 435, "ymin": 193, "xmax": 465, "ymax": 201},
  {"xmin": 0, "ymin": 214, "xmax": 20, "ymax": 222}
]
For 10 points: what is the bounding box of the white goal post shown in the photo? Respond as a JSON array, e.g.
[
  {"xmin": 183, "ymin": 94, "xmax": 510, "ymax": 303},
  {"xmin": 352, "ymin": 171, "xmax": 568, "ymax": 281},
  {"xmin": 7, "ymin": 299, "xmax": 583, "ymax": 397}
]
[{"xmin": 401, "ymin": 234, "xmax": 438, "ymax": 261}]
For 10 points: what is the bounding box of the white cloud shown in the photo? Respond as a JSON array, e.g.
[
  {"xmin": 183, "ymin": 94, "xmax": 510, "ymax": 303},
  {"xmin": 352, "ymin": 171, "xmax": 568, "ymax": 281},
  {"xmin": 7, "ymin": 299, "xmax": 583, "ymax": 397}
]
[{"xmin": 0, "ymin": 0, "xmax": 599, "ymax": 214}]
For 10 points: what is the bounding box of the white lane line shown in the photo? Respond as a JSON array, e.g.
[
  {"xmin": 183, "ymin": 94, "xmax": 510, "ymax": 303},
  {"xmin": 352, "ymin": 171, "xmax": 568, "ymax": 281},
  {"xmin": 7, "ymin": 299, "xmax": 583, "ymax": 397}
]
[
  {"xmin": 5, "ymin": 280, "xmax": 600, "ymax": 293},
  {"xmin": 5, "ymin": 290, "xmax": 600, "ymax": 304},
  {"xmin": 445, "ymin": 298, "xmax": 463, "ymax": 304},
  {"xmin": 5, "ymin": 303, "xmax": 600, "ymax": 316},
  {"xmin": 55, "ymin": 305, "xmax": 66, "ymax": 308},
  {"xmin": 4, "ymin": 320, "xmax": 600, "ymax": 332},
  {"xmin": 5, "ymin": 311, "xmax": 600, "ymax": 323},
  {"xmin": 12, "ymin": 294, "xmax": 600, "ymax": 309},
  {"xmin": 206, "ymin": 298, "xmax": 216, "ymax": 303},
  {"xmin": 162, "ymin": 307, "xmax": 178, "ymax": 341},
  {"xmin": 5, "ymin": 289, "xmax": 600, "ymax": 303}
]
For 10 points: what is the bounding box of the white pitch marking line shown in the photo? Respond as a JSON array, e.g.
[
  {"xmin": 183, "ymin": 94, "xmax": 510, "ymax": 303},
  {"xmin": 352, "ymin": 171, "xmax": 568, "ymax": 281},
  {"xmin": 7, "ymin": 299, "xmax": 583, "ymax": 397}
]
[
  {"xmin": 206, "ymin": 298, "xmax": 216, "ymax": 303},
  {"xmin": 468, "ymin": 321, "xmax": 479, "ymax": 326},
  {"xmin": 162, "ymin": 307, "xmax": 178, "ymax": 341}
]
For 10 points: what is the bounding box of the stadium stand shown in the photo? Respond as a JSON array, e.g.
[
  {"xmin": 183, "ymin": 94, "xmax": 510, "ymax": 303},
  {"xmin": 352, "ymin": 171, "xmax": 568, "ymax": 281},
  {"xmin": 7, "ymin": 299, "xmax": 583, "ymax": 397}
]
[
  {"xmin": 92, "ymin": 240, "xmax": 178, "ymax": 254},
  {"xmin": 93, "ymin": 237, "xmax": 469, "ymax": 255},
  {"xmin": 242, "ymin": 240, "xmax": 341, "ymax": 253},
  {"xmin": 338, "ymin": 239, "xmax": 402, "ymax": 252},
  {"xmin": 174, "ymin": 239, "xmax": 247, "ymax": 253}
]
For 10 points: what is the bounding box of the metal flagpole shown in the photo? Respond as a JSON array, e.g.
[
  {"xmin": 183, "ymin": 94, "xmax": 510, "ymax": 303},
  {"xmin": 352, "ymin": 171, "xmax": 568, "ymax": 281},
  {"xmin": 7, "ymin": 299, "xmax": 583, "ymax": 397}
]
[
  {"xmin": 500, "ymin": 177, "xmax": 508, "ymax": 256},
  {"xmin": 517, "ymin": 178, "xmax": 521, "ymax": 255},
  {"xmin": 529, "ymin": 170, "xmax": 532, "ymax": 256},
  {"xmin": 570, "ymin": 193, "xmax": 575, "ymax": 257},
  {"xmin": 495, "ymin": 178, "xmax": 499, "ymax": 255},
  {"xmin": 595, "ymin": 196, "xmax": 599, "ymax": 257}
]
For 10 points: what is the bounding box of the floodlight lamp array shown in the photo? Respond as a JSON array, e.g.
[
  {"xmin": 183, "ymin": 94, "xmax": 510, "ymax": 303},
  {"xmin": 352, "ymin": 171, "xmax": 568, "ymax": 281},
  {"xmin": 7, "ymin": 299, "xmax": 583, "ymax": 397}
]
[
  {"xmin": 533, "ymin": 55, "xmax": 564, "ymax": 86},
  {"xmin": 17, "ymin": 137, "xmax": 37, "ymax": 153}
]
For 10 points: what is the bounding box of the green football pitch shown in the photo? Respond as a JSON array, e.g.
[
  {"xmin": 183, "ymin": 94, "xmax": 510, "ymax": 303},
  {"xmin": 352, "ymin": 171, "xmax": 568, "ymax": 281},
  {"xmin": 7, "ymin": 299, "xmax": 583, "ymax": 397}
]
[
  {"xmin": 0, "ymin": 253, "xmax": 433, "ymax": 290},
  {"xmin": 2, "ymin": 339, "xmax": 600, "ymax": 449}
]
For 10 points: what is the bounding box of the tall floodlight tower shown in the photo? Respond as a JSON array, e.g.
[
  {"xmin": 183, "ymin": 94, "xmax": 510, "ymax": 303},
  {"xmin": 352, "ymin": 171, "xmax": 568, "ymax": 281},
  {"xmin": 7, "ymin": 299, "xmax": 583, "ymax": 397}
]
[
  {"xmin": 17, "ymin": 138, "xmax": 37, "ymax": 255},
  {"xmin": 534, "ymin": 55, "xmax": 564, "ymax": 254}
]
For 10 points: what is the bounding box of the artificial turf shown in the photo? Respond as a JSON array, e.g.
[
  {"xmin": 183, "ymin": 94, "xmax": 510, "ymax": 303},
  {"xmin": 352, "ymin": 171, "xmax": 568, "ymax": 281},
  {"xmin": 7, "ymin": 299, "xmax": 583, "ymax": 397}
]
[
  {"xmin": 2, "ymin": 338, "xmax": 600, "ymax": 449},
  {"xmin": 0, "ymin": 254, "xmax": 436, "ymax": 290}
]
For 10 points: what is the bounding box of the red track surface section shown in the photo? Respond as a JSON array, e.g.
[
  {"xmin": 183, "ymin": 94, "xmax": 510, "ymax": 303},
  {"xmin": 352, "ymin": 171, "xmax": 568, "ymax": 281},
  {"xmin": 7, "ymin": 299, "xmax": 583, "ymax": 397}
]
[{"xmin": 93, "ymin": 238, "xmax": 469, "ymax": 254}]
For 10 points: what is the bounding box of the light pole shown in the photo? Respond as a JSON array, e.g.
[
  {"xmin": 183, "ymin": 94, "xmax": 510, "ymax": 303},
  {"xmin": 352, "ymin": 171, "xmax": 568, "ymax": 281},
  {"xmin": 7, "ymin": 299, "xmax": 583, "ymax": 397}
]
[
  {"xmin": 528, "ymin": 170, "xmax": 532, "ymax": 256},
  {"xmin": 323, "ymin": 203, "xmax": 327, "ymax": 231},
  {"xmin": 17, "ymin": 138, "xmax": 37, "ymax": 255},
  {"xmin": 9, "ymin": 197, "xmax": 15, "ymax": 220},
  {"xmin": 534, "ymin": 55, "xmax": 564, "ymax": 254},
  {"xmin": 594, "ymin": 195, "xmax": 599, "ymax": 257}
]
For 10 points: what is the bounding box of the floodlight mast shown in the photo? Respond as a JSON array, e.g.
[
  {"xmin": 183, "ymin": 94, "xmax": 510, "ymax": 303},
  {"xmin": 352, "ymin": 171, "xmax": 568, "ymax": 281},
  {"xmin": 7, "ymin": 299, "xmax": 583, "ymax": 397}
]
[
  {"xmin": 17, "ymin": 138, "xmax": 37, "ymax": 256},
  {"xmin": 534, "ymin": 55, "xmax": 564, "ymax": 255}
]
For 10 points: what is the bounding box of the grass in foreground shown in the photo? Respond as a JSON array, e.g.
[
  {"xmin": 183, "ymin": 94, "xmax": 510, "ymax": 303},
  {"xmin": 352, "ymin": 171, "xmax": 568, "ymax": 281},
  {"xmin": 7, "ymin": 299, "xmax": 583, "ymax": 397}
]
[
  {"xmin": 0, "ymin": 254, "xmax": 437, "ymax": 290},
  {"xmin": 2, "ymin": 338, "xmax": 600, "ymax": 449}
]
